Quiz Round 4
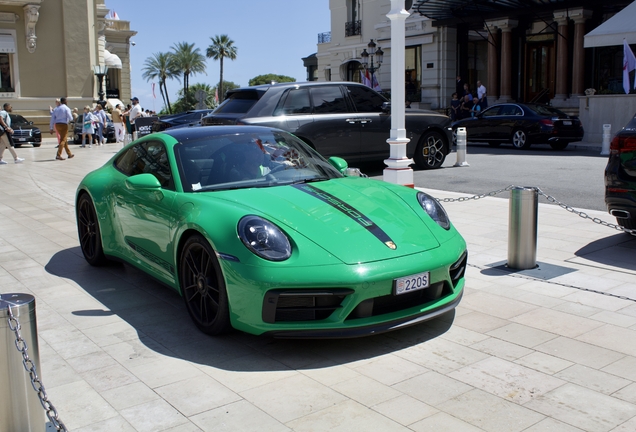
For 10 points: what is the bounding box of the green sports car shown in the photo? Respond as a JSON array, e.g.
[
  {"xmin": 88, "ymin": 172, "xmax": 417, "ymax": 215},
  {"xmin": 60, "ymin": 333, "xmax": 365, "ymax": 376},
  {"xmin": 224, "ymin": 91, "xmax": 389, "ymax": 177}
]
[{"xmin": 76, "ymin": 126, "xmax": 467, "ymax": 337}]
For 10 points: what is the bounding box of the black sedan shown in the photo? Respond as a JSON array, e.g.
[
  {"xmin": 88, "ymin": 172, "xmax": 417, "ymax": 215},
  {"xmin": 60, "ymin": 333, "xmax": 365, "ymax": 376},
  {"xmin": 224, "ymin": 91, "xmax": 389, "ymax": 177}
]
[
  {"xmin": 452, "ymin": 103, "xmax": 584, "ymax": 150},
  {"xmin": 10, "ymin": 114, "xmax": 42, "ymax": 147},
  {"xmin": 151, "ymin": 109, "xmax": 214, "ymax": 132},
  {"xmin": 201, "ymin": 82, "xmax": 452, "ymax": 169},
  {"xmin": 605, "ymin": 113, "xmax": 636, "ymax": 230}
]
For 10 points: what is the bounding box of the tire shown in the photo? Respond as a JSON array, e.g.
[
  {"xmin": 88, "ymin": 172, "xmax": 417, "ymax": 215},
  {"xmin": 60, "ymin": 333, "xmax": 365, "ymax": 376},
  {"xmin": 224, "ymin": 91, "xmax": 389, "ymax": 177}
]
[
  {"xmin": 33, "ymin": 144, "xmax": 41, "ymax": 148},
  {"xmin": 13, "ymin": 144, "xmax": 21, "ymax": 148},
  {"xmin": 414, "ymin": 130, "xmax": 447, "ymax": 170},
  {"xmin": 550, "ymin": 142, "xmax": 569, "ymax": 150},
  {"xmin": 488, "ymin": 142, "xmax": 501, "ymax": 147},
  {"xmin": 616, "ymin": 217, "xmax": 636, "ymax": 230},
  {"xmin": 511, "ymin": 129, "xmax": 531, "ymax": 149},
  {"xmin": 180, "ymin": 234, "xmax": 231, "ymax": 335},
  {"xmin": 76, "ymin": 193, "xmax": 108, "ymax": 266}
]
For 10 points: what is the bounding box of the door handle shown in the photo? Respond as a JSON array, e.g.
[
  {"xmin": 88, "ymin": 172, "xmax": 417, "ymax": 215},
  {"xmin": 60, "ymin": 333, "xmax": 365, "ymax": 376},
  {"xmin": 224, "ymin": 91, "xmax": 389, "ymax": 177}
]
[
  {"xmin": 358, "ymin": 118, "xmax": 372, "ymax": 124},
  {"xmin": 345, "ymin": 118, "xmax": 359, "ymax": 124}
]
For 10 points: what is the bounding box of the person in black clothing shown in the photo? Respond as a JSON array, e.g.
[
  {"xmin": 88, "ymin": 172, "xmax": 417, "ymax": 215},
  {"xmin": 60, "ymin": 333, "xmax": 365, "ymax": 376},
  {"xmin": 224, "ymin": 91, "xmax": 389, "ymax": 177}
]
[
  {"xmin": 450, "ymin": 93, "xmax": 461, "ymax": 121},
  {"xmin": 459, "ymin": 95, "xmax": 474, "ymax": 120},
  {"xmin": 456, "ymin": 75, "xmax": 464, "ymax": 98}
]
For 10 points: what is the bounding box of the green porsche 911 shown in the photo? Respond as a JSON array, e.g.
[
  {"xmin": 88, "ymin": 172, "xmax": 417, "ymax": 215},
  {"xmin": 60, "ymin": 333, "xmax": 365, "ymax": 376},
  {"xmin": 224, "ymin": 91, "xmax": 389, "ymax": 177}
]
[{"xmin": 76, "ymin": 126, "xmax": 467, "ymax": 337}]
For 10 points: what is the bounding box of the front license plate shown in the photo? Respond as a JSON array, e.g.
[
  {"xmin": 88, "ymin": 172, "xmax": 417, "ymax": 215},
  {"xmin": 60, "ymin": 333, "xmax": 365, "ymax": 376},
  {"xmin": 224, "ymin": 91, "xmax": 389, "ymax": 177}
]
[
  {"xmin": 394, "ymin": 271, "xmax": 430, "ymax": 295},
  {"xmin": 16, "ymin": 138, "xmax": 26, "ymax": 142},
  {"xmin": 562, "ymin": 120, "xmax": 572, "ymax": 126}
]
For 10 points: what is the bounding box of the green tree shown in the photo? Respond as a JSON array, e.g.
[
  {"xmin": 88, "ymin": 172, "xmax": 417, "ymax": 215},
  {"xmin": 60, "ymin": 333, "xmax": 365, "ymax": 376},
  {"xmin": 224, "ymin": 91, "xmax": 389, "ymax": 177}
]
[
  {"xmin": 249, "ymin": 74, "xmax": 296, "ymax": 86},
  {"xmin": 206, "ymin": 34, "xmax": 237, "ymax": 103},
  {"xmin": 172, "ymin": 82, "xmax": 217, "ymax": 112},
  {"xmin": 141, "ymin": 52, "xmax": 178, "ymax": 114},
  {"xmin": 171, "ymin": 42, "xmax": 206, "ymax": 104},
  {"xmin": 213, "ymin": 80, "xmax": 240, "ymax": 102}
]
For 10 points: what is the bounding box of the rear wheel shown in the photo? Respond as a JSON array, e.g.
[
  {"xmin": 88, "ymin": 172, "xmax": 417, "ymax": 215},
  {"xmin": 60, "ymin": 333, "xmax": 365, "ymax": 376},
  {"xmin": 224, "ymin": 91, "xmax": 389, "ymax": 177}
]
[
  {"xmin": 77, "ymin": 193, "xmax": 108, "ymax": 266},
  {"xmin": 511, "ymin": 129, "xmax": 530, "ymax": 149},
  {"xmin": 550, "ymin": 142, "xmax": 569, "ymax": 150},
  {"xmin": 414, "ymin": 130, "xmax": 447, "ymax": 170},
  {"xmin": 180, "ymin": 234, "xmax": 231, "ymax": 335}
]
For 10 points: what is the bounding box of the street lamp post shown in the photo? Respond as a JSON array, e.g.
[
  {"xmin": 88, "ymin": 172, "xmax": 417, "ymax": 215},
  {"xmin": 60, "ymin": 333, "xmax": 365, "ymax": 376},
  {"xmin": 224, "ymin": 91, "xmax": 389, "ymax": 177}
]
[
  {"xmin": 93, "ymin": 65, "xmax": 108, "ymax": 108},
  {"xmin": 360, "ymin": 39, "xmax": 384, "ymax": 80}
]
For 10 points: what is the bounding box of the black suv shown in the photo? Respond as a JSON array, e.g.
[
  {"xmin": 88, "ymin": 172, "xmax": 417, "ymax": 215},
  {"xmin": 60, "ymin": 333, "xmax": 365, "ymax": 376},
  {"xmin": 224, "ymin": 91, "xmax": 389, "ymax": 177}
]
[
  {"xmin": 605, "ymin": 113, "xmax": 636, "ymax": 230},
  {"xmin": 152, "ymin": 109, "xmax": 215, "ymax": 132},
  {"xmin": 10, "ymin": 114, "xmax": 42, "ymax": 147},
  {"xmin": 201, "ymin": 82, "xmax": 452, "ymax": 169}
]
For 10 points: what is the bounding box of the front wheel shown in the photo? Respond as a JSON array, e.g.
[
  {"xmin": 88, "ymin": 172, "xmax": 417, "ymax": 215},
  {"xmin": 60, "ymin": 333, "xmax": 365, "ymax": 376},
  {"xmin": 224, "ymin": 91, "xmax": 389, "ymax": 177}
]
[
  {"xmin": 511, "ymin": 129, "xmax": 531, "ymax": 149},
  {"xmin": 550, "ymin": 142, "xmax": 569, "ymax": 150},
  {"xmin": 180, "ymin": 234, "xmax": 231, "ymax": 335},
  {"xmin": 413, "ymin": 130, "xmax": 447, "ymax": 169},
  {"xmin": 76, "ymin": 193, "xmax": 108, "ymax": 266}
]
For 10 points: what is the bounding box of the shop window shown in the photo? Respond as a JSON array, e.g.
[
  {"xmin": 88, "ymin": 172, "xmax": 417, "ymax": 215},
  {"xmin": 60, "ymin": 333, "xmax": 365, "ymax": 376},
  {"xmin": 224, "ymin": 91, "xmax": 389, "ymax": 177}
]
[
  {"xmin": 0, "ymin": 32, "xmax": 17, "ymax": 95},
  {"xmin": 405, "ymin": 46, "xmax": 421, "ymax": 100}
]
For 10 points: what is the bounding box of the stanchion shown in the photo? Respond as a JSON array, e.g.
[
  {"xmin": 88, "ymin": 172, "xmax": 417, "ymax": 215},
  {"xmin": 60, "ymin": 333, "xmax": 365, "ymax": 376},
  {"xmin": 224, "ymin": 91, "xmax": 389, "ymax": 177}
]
[
  {"xmin": 508, "ymin": 187, "xmax": 538, "ymax": 269},
  {"xmin": 0, "ymin": 293, "xmax": 44, "ymax": 432},
  {"xmin": 454, "ymin": 127, "xmax": 469, "ymax": 167},
  {"xmin": 601, "ymin": 124, "xmax": 611, "ymax": 156}
]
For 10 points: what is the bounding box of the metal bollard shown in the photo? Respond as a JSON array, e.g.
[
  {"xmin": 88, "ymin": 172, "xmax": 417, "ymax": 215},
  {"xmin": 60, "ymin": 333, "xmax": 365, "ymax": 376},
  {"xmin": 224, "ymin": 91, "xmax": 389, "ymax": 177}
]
[
  {"xmin": 0, "ymin": 293, "xmax": 44, "ymax": 432},
  {"xmin": 454, "ymin": 127, "xmax": 469, "ymax": 167},
  {"xmin": 601, "ymin": 124, "xmax": 611, "ymax": 156},
  {"xmin": 508, "ymin": 187, "xmax": 538, "ymax": 270}
]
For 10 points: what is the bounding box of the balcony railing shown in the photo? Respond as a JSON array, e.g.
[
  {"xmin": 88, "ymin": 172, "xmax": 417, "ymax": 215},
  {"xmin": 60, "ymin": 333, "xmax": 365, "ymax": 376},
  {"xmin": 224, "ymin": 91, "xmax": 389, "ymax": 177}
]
[
  {"xmin": 345, "ymin": 20, "xmax": 361, "ymax": 37},
  {"xmin": 318, "ymin": 32, "xmax": 331, "ymax": 44}
]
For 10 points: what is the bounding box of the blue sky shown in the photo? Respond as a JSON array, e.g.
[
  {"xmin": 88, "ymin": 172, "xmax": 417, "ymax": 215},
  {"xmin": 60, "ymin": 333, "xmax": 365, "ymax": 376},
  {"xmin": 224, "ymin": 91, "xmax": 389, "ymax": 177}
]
[{"xmin": 105, "ymin": 0, "xmax": 330, "ymax": 111}]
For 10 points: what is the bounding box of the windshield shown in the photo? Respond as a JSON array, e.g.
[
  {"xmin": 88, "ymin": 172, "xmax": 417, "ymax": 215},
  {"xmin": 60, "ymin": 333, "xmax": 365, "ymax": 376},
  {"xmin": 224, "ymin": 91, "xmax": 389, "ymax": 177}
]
[
  {"xmin": 10, "ymin": 114, "xmax": 28, "ymax": 124},
  {"xmin": 176, "ymin": 130, "xmax": 342, "ymax": 192}
]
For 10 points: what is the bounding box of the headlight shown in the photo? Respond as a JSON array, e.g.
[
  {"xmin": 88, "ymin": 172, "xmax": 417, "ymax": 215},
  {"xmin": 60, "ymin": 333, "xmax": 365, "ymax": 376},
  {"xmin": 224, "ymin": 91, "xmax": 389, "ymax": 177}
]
[
  {"xmin": 417, "ymin": 192, "xmax": 450, "ymax": 230},
  {"xmin": 238, "ymin": 216, "xmax": 291, "ymax": 261}
]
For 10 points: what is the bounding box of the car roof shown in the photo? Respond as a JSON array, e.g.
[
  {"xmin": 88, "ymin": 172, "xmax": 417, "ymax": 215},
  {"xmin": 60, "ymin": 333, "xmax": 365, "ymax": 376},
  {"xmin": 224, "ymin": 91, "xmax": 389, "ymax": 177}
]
[{"xmin": 229, "ymin": 81, "xmax": 370, "ymax": 93}]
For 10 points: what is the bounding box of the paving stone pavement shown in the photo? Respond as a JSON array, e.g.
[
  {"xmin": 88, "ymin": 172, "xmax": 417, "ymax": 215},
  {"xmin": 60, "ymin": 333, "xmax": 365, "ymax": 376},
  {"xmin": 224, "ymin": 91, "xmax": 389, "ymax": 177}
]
[{"xmin": 1, "ymin": 138, "xmax": 635, "ymax": 432}]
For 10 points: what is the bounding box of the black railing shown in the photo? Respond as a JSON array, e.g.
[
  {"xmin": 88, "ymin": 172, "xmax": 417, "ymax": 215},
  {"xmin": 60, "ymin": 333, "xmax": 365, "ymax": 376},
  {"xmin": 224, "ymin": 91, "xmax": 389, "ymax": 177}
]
[
  {"xmin": 318, "ymin": 32, "xmax": 331, "ymax": 44},
  {"xmin": 345, "ymin": 20, "xmax": 361, "ymax": 37}
]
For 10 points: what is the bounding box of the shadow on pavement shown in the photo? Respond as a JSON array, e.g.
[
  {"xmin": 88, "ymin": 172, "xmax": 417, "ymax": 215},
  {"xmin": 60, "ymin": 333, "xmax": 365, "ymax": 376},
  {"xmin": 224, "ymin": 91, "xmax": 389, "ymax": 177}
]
[
  {"xmin": 45, "ymin": 247, "xmax": 455, "ymax": 371},
  {"xmin": 573, "ymin": 232, "xmax": 636, "ymax": 272}
]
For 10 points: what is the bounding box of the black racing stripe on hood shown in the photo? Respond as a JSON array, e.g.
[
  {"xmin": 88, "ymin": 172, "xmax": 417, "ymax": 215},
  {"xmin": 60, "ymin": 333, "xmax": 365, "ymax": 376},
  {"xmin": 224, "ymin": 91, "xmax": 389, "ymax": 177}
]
[{"xmin": 292, "ymin": 183, "xmax": 396, "ymax": 249}]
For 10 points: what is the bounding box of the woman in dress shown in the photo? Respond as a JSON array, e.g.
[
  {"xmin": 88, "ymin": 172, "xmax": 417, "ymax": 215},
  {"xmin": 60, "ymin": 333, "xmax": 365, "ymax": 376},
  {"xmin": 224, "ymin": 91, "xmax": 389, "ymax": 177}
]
[{"xmin": 81, "ymin": 106, "xmax": 96, "ymax": 148}]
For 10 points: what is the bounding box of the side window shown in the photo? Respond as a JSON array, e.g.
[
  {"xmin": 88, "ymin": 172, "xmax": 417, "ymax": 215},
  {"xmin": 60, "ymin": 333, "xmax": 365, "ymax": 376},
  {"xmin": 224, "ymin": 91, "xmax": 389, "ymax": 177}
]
[
  {"xmin": 346, "ymin": 85, "xmax": 386, "ymax": 113},
  {"xmin": 481, "ymin": 106, "xmax": 501, "ymax": 117},
  {"xmin": 499, "ymin": 105, "xmax": 521, "ymax": 116},
  {"xmin": 275, "ymin": 88, "xmax": 312, "ymax": 115},
  {"xmin": 114, "ymin": 141, "xmax": 174, "ymax": 189},
  {"xmin": 310, "ymin": 86, "xmax": 349, "ymax": 114}
]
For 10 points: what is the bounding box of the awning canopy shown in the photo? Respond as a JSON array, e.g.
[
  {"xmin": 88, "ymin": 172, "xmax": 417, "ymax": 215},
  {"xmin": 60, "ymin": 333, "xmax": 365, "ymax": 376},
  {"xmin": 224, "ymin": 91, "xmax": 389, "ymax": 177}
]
[
  {"xmin": 104, "ymin": 49, "xmax": 122, "ymax": 69},
  {"xmin": 584, "ymin": 1, "xmax": 636, "ymax": 48},
  {"xmin": 0, "ymin": 34, "xmax": 15, "ymax": 53},
  {"xmin": 106, "ymin": 98, "xmax": 124, "ymax": 110}
]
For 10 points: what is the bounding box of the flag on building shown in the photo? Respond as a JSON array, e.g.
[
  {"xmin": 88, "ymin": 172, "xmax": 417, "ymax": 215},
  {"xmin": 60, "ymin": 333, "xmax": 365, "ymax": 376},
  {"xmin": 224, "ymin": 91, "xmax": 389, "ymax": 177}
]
[
  {"xmin": 111, "ymin": 10, "xmax": 120, "ymax": 20},
  {"xmin": 362, "ymin": 69, "xmax": 372, "ymax": 88},
  {"xmin": 623, "ymin": 39, "xmax": 636, "ymax": 94},
  {"xmin": 372, "ymin": 73, "xmax": 381, "ymax": 92}
]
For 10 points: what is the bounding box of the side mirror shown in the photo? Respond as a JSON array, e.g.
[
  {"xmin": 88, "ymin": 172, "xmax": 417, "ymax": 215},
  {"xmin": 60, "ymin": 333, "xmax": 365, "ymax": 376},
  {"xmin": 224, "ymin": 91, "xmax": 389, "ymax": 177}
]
[
  {"xmin": 328, "ymin": 156, "xmax": 348, "ymax": 174},
  {"xmin": 29, "ymin": 121, "xmax": 33, "ymax": 125},
  {"xmin": 381, "ymin": 101, "xmax": 391, "ymax": 113},
  {"xmin": 126, "ymin": 173, "xmax": 161, "ymax": 191}
]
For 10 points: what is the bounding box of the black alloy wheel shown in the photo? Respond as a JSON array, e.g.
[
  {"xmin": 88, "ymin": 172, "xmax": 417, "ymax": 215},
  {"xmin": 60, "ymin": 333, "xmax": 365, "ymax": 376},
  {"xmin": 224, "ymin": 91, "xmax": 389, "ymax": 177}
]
[
  {"xmin": 414, "ymin": 130, "xmax": 447, "ymax": 169},
  {"xmin": 180, "ymin": 234, "xmax": 231, "ymax": 335},
  {"xmin": 512, "ymin": 129, "xmax": 531, "ymax": 149},
  {"xmin": 77, "ymin": 193, "xmax": 107, "ymax": 266}
]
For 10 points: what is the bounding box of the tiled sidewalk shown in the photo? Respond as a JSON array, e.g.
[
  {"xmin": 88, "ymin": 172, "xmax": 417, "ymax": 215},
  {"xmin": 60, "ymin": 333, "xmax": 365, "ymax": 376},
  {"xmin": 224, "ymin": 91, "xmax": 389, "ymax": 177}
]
[{"xmin": 1, "ymin": 139, "xmax": 636, "ymax": 432}]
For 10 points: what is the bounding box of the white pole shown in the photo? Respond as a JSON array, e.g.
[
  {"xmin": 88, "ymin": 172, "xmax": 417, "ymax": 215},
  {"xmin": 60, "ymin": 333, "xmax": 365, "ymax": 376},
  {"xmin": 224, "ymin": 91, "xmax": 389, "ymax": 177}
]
[
  {"xmin": 601, "ymin": 124, "xmax": 611, "ymax": 156},
  {"xmin": 383, "ymin": 0, "xmax": 414, "ymax": 187},
  {"xmin": 454, "ymin": 127, "xmax": 469, "ymax": 167}
]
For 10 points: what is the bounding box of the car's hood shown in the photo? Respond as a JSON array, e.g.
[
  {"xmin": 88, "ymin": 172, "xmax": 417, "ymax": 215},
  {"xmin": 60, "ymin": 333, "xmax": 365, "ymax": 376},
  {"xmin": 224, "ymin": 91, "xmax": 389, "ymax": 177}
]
[{"xmin": 213, "ymin": 178, "xmax": 440, "ymax": 265}]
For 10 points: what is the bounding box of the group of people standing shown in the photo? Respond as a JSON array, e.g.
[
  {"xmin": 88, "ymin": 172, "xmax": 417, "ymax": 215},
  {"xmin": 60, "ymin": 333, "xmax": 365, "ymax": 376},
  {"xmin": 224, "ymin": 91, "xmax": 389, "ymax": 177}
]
[{"xmin": 450, "ymin": 75, "xmax": 488, "ymax": 121}]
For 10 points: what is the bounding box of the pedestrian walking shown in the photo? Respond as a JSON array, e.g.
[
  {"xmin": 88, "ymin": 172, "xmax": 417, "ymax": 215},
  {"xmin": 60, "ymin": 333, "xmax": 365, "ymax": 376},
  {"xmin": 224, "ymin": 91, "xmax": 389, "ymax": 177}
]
[
  {"xmin": 477, "ymin": 80, "xmax": 488, "ymax": 110},
  {"xmin": 0, "ymin": 106, "xmax": 23, "ymax": 164},
  {"xmin": 50, "ymin": 97, "xmax": 74, "ymax": 160},
  {"xmin": 94, "ymin": 104, "xmax": 107, "ymax": 145},
  {"xmin": 129, "ymin": 97, "xmax": 142, "ymax": 140},
  {"xmin": 0, "ymin": 102, "xmax": 16, "ymax": 148},
  {"xmin": 81, "ymin": 106, "xmax": 96, "ymax": 148},
  {"xmin": 112, "ymin": 103, "xmax": 124, "ymax": 142}
]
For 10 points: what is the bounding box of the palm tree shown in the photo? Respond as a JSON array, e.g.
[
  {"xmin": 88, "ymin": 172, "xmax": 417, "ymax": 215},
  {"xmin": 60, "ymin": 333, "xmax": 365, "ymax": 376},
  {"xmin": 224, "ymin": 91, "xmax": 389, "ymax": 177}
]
[
  {"xmin": 206, "ymin": 34, "xmax": 237, "ymax": 103},
  {"xmin": 141, "ymin": 52, "xmax": 178, "ymax": 113},
  {"xmin": 170, "ymin": 42, "xmax": 206, "ymax": 101}
]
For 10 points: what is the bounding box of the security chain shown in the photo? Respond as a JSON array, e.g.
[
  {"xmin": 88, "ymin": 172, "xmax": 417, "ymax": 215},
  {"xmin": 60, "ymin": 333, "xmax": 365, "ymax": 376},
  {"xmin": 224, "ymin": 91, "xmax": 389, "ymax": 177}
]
[
  {"xmin": 436, "ymin": 185, "xmax": 636, "ymax": 236},
  {"xmin": 6, "ymin": 304, "xmax": 68, "ymax": 432}
]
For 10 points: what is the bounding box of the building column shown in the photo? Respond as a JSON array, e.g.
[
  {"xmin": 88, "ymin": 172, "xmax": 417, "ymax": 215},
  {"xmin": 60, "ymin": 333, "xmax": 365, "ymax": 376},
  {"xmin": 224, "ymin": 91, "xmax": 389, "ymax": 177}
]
[
  {"xmin": 570, "ymin": 9, "xmax": 592, "ymax": 96},
  {"xmin": 485, "ymin": 22, "xmax": 498, "ymax": 100},
  {"xmin": 553, "ymin": 11, "xmax": 569, "ymax": 100},
  {"xmin": 497, "ymin": 19, "xmax": 517, "ymax": 102}
]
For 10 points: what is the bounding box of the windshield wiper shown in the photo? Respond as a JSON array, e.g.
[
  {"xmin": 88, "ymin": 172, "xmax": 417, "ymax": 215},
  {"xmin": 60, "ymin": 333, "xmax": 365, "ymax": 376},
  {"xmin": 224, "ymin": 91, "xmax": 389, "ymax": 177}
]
[{"xmin": 291, "ymin": 177, "xmax": 330, "ymax": 185}]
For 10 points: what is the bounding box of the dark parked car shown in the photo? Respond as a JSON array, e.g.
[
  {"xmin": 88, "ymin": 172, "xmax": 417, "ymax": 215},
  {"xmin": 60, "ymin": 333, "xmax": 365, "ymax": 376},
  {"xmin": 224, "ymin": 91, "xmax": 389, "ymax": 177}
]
[
  {"xmin": 152, "ymin": 109, "xmax": 215, "ymax": 132},
  {"xmin": 72, "ymin": 114, "xmax": 115, "ymax": 144},
  {"xmin": 10, "ymin": 114, "xmax": 42, "ymax": 147},
  {"xmin": 452, "ymin": 103, "xmax": 584, "ymax": 150},
  {"xmin": 201, "ymin": 82, "xmax": 452, "ymax": 169},
  {"xmin": 605, "ymin": 113, "xmax": 636, "ymax": 230}
]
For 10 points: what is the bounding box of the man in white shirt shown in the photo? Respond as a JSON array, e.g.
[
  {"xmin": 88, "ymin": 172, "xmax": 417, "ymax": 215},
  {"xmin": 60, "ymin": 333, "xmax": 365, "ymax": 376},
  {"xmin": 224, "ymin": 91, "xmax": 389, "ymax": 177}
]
[
  {"xmin": 129, "ymin": 97, "xmax": 142, "ymax": 140},
  {"xmin": 477, "ymin": 80, "xmax": 488, "ymax": 110}
]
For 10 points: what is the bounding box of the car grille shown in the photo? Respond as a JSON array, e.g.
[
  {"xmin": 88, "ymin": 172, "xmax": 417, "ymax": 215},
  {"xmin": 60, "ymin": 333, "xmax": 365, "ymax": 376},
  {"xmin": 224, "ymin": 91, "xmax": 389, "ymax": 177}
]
[
  {"xmin": 262, "ymin": 289, "xmax": 353, "ymax": 323},
  {"xmin": 12, "ymin": 130, "xmax": 32, "ymax": 138}
]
